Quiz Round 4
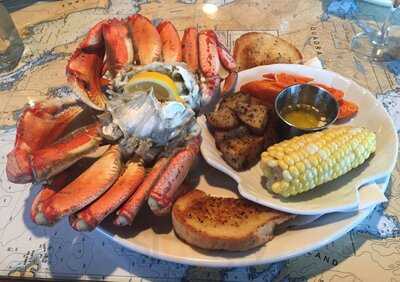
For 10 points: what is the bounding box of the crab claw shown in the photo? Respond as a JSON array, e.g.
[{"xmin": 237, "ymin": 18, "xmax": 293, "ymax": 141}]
[
  {"xmin": 31, "ymin": 162, "xmax": 89, "ymax": 224},
  {"xmin": 35, "ymin": 145, "xmax": 122, "ymax": 225},
  {"xmin": 200, "ymin": 75, "xmax": 221, "ymax": 110},
  {"xmin": 103, "ymin": 18, "xmax": 134, "ymax": 77},
  {"xmin": 221, "ymin": 71, "xmax": 238, "ymax": 96},
  {"xmin": 66, "ymin": 48, "xmax": 107, "ymax": 111},
  {"xmin": 181, "ymin": 27, "xmax": 199, "ymax": 72},
  {"xmin": 148, "ymin": 137, "xmax": 200, "ymax": 216},
  {"xmin": 66, "ymin": 20, "xmax": 108, "ymax": 110},
  {"xmin": 70, "ymin": 160, "xmax": 145, "ymax": 231},
  {"xmin": 31, "ymin": 122, "xmax": 102, "ymax": 182},
  {"xmin": 79, "ymin": 20, "xmax": 105, "ymax": 51},
  {"xmin": 198, "ymin": 30, "xmax": 220, "ymax": 78},
  {"xmin": 128, "ymin": 14, "xmax": 161, "ymax": 65},
  {"xmin": 6, "ymin": 98, "xmax": 83, "ymax": 184},
  {"xmin": 157, "ymin": 20, "xmax": 182, "ymax": 63}
]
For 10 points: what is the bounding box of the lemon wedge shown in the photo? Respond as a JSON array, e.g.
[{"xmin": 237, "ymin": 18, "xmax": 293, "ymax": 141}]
[{"xmin": 125, "ymin": 71, "xmax": 183, "ymax": 103}]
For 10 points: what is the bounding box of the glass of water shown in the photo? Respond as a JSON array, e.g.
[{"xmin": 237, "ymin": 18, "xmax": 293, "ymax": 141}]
[{"xmin": 0, "ymin": 3, "xmax": 24, "ymax": 73}]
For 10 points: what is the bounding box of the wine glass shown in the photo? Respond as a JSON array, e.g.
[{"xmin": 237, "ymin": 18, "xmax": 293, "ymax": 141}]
[{"xmin": 351, "ymin": 0, "xmax": 400, "ymax": 61}]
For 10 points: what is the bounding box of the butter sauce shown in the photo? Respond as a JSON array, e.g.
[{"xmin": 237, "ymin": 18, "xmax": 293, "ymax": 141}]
[{"xmin": 282, "ymin": 104, "xmax": 326, "ymax": 129}]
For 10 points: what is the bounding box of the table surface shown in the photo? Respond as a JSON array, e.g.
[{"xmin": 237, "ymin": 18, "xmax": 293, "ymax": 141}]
[{"xmin": 0, "ymin": 0, "xmax": 399, "ymax": 281}]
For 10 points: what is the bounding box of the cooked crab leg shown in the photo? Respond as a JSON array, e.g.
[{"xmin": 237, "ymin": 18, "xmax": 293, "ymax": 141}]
[
  {"xmin": 31, "ymin": 160, "xmax": 90, "ymax": 224},
  {"xmin": 103, "ymin": 19, "xmax": 134, "ymax": 76},
  {"xmin": 31, "ymin": 122, "xmax": 102, "ymax": 182},
  {"xmin": 157, "ymin": 20, "xmax": 182, "ymax": 63},
  {"xmin": 198, "ymin": 30, "xmax": 220, "ymax": 78},
  {"xmin": 181, "ymin": 27, "xmax": 199, "ymax": 72},
  {"xmin": 6, "ymin": 98, "xmax": 83, "ymax": 184},
  {"xmin": 35, "ymin": 145, "xmax": 122, "ymax": 225},
  {"xmin": 69, "ymin": 161, "xmax": 145, "ymax": 231},
  {"xmin": 207, "ymin": 31, "xmax": 236, "ymax": 72},
  {"xmin": 114, "ymin": 157, "xmax": 171, "ymax": 226},
  {"xmin": 200, "ymin": 75, "xmax": 221, "ymax": 109},
  {"xmin": 31, "ymin": 172, "xmax": 69, "ymax": 224},
  {"xmin": 128, "ymin": 14, "xmax": 161, "ymax": 64},
  {"xmin": 221, "ymin": 71, "xmax": 238, "ymax": 96},
  {"xmin": 148, "ymin": 137, "xmax": 200, "ymax": 216}
]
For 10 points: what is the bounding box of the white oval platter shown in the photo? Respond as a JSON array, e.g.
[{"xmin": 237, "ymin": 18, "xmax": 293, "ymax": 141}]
[{"xmin": 97, "ymin": 64, "xmax": 397, "ymax": 267}]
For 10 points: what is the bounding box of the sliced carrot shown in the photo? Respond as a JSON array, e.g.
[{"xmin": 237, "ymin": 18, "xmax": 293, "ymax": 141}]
[
  {"xmin": 275, "ymin": 73, "xmax": 313, "ymax": 85},
  {"xmin": 338, "ymin": 99, "xmax": 358, "ymax": 120},
  {"xmin": 240, "ymin": 80, "xmax": 284, "ymax": 105},
  {"xmin": 310, "ymin": 82, "xmax": 344, "ymax": 102}
]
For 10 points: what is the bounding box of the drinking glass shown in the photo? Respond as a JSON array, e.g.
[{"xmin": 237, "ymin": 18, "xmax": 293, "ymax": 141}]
[
  {"xmin": 351, "ymin": 0, "xmax": 400, "ymax": 61},
  {"xmin": 0, "ymin": 3, "xmax": 24, "ymax": 73}
]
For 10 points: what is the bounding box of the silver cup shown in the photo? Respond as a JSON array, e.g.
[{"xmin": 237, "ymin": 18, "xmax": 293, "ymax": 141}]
[{"xmin": 274, "ymin": 84, "xmax": 339, "ymax": 138}]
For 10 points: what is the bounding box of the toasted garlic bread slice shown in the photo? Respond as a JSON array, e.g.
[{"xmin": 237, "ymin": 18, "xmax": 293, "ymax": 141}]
[
  {"xmin": 172, "ymin": 190, "xmax": 295, "ymax": 251},
  {"xmin": 233, "ymin": 32, "xmax": 303, "ymax": 71}
]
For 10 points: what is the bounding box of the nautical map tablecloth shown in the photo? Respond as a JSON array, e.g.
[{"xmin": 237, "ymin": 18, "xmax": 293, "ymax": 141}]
[{"xmin": 0, "ymin": 0, "xmax": 399, "ymax": 281}]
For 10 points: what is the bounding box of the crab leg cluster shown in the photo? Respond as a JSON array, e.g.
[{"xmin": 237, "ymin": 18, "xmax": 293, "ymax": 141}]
[
  {"xmin": 6, "ymin": 13, "xmax": 236, "ymax": 231},
  {"xmin": 7, "ymin": 101, "xmax": 201, "ymax": 230},
  {"xmin": 66, "ymin": 13, "xmax": 237, "ymax": 111}
]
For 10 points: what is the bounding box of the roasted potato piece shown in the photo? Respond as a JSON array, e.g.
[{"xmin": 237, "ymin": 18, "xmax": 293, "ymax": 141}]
[
  {"xmin": 214, "ymin": 126, "xmax": 250, "ymax": 149},
  {"xmin": 219, "ymin": 135, "xmax": 265, "ymax": 170},
  {"xmin": 207, "ymin": 107, "xmax": 239, "ymax": 130},
  {"xmin": 235, "ymin": 103, "xmax": 269, "ymax": 135},
  {"xmin": 219, "ymin": 92, "xmax": 250, "ymax": 111}
]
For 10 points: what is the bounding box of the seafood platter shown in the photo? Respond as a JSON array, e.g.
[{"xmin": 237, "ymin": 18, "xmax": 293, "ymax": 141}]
[{"xmin": 5, "ymin": 14, "xmax": 398, "ymax": 266}]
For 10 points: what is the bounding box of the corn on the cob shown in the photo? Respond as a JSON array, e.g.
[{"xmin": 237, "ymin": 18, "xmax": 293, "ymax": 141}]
[{"xmin": 260, "ymin": 126, "xmax": 376, "ymax": 197}]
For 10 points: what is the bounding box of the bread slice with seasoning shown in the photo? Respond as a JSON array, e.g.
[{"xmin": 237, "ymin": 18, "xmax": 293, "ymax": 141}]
[
  {"xmin": 233, "ymin": 32, "xmax": 303, "ymax": 71},
  {"xmin": 172, "ymin": 190, "xmax": 295, "ymax": 251},
  {"xmin": 219, "ymin": 92, "xmax": 250, "ymax": 111},
  {"xmin": 213, "ymin": 126, "xmax": 250, "ymax": 149},
  {"xmin": 218, "ymin": 135, "xmax": 265, "ymax": 170},
  {"xmin": 206, "ymin": 107, "xmax": 239, "ymax": 130},
  {"xmin": 235, "ymin": 103, "xmax": 269, "ymax": 135}
]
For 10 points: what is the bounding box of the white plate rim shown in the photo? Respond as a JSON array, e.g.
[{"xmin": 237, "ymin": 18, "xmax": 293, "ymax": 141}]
[{"xmin": 96, "ymin": 206, "xmax": 374, "ymax": 267}]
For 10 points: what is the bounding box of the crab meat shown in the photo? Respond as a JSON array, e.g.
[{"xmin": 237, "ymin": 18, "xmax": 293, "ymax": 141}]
[{"xmin": 157, "ymin": 20, "xmax": 182, "ymax": 63}]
